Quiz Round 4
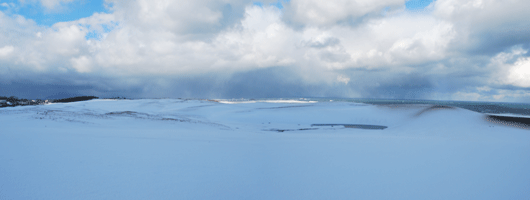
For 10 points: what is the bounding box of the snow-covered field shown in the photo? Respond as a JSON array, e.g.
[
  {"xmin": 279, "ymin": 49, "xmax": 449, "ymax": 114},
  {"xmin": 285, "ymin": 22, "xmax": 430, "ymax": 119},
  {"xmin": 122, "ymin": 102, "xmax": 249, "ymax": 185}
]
[{"xmin": 1, "ymin": 99, "xmax": 529, "ymax": 199}]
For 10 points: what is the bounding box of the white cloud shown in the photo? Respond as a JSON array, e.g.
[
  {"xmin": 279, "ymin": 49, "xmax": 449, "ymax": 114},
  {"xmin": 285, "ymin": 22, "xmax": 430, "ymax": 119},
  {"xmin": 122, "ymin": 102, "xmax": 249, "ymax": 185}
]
[
  {"xmin": 106, "ymin": 0, "xmax": 247, "ymax": 35},
  {"xmin": 284, "ymin": 0, "xmax": 406, "ymax": 26},
  {"xmin": 70, "ymin": 56, "xmax": 92, "ymax": 73},
  {"xmin": 506, "ymin": 57, "xmax": 530, "ymax": 88},
  {"xmin": 0, "ymin": 45, "xmax": 14, "ymax": 57},
  {"xmin": 486, "ymin": 46, "xmax": 530, "ymax": 88},
  {"xmin": 336, "ymin": 75, "xmax": 350, "ymax": 84}
]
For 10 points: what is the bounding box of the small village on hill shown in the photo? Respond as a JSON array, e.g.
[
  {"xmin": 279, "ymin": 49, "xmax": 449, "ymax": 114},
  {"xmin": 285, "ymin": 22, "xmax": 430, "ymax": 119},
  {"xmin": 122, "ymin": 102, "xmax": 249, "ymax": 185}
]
[{"xmin": 0, "ymin": 96, "xmax": 99, "ymax": 108}]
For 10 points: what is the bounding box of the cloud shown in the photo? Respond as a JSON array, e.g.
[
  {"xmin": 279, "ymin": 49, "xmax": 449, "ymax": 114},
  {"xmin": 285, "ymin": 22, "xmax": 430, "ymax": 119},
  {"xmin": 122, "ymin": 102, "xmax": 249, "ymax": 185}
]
[
  {"xmin": 0, "ymin": 45, "xmax": 14, "ymax": 57},
  {"xmin": 104, "ymin": 0, "xmax": 279, "ymax": 37},
  {"xmin": 506, "ymin": 57, "xmax": 530, "ymax": 88},
  {"xmin": 70, "ymin": 56, "xmax": 93, "ymax": 73},
  {"xmin": 283, "ymin": 0, "xmax": 406, "ymax": 26},
  {"xmin": 489, "ymin": 47, "xmax": 530, "ymax": 88},
  {"xmin": 484, "ymin": 46, "xmax": 528, "ymax": 87},
  {"xmin": 0, "ymin": 0, "xmax": 530, "ymax": 102},
  {"xmin": 433, "ymin": 0, "xmax": 530, "ymax": 54},
  {"xmin": 336, "ymin": 75, "xmax": 350, "ymax": 84}
]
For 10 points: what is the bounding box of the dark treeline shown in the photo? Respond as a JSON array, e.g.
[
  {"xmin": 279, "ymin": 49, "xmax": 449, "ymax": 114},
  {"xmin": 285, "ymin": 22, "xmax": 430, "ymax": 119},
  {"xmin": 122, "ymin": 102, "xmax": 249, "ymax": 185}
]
[
  {"xmin": 0, "ymin": 96, "xmax": 28, "ymax": 102},
  {"xmin": 0, "ymin": 95, "xmax": 100, "ymax": 108},
  {"xmin": 53, "ymin": 96, "xmax": 99, "ymax": 103}
]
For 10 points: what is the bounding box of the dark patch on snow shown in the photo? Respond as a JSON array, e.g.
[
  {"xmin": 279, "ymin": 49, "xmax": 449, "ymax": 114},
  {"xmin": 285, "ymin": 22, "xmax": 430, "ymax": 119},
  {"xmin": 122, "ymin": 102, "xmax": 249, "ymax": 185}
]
[
  {"xmin": 234, "ymin": 104, "xmax": 313, "ymax": 113},
  {"xmin": 160, "ymin": 117, "xmax": 189, "ymax": 122},
  {"xmin": 311, "ymin": 124, "xmax": 387, "ymax": 130},
  {"xmin": 105, "ymin": 110, "xmax": 230, "ymax": 129},
  {"xmin": 32, "ymin": 109, "xmax": 102, "ymax": 124},
  {"xmin": 266, "ymin": 128, "xmax": 319, "ymax": 132},
  {"xmin": 180, "ymin": 104, "xmax": 217, "ymax": 111},
  {"xmin": 486, "ymin": 115, "xmax": 530, "ymax": 129},
  {"xmin": 107, "ymin": 111, "xmax": 138, "ymax": 115},
  {"xmin": 106, "ymin": 111, "xmax": 185, "ymax": 121},
  {"xmin": 414, "ymin": 105, "xmax": 456, "ymax": 117},
  {"xmin": 256, "ymin": 105, "xmax": 313, "ymax": 110}
]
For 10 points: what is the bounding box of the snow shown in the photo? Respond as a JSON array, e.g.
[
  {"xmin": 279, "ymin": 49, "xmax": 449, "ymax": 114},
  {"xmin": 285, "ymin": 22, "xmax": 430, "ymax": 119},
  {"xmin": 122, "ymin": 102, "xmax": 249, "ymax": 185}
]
[{"xmin": 1, "ymin": 99, "xmax": 529, "ymax": 199}]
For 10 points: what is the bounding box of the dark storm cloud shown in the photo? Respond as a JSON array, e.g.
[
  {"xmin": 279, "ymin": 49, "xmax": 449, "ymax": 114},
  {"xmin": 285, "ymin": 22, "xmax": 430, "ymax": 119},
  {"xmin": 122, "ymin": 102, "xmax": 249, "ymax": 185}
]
[
  {"xmin": 465, "ymin": 29, "xmax": 530, "ymax": 56},
  {"xmin": 0, "ymin": 81, "xmax": 97, "ymax": 99}
]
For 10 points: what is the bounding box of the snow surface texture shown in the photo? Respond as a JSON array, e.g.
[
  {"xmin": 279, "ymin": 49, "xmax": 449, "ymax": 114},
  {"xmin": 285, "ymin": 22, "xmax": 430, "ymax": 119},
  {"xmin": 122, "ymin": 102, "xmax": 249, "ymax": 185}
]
[{"xmin": 1, "ymin": 99, "xmax": 529, "ymax": 199}]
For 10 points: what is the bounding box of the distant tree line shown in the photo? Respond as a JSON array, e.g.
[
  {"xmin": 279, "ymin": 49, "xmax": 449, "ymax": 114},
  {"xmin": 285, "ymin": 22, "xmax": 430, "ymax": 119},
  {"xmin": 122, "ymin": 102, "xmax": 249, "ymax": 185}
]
[
  {"xmin": 0, "ymin": 96, "xmax": 28, "ymax": 102},
  {"xmin": 53, "ymin": 96, "xmax": 99, "ymax": 103},
  {"xmin": 0, "ymin": 95, "xmax": 100, "ymax": 108}
]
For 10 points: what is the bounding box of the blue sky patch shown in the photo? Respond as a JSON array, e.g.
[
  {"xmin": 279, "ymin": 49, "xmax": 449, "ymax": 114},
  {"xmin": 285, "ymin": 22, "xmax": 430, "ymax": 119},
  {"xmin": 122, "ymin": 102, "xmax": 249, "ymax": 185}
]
[
  {"xmin": 1, "ymin": 0, "xmax": 107, "ymax": 26},
  {"xmin": 270, "ymin": 1, "xmax": 284, "ymax": 9},
  {"xmin": 405, "ymin": 0, "xmax": 435, "ymax": 10},
  {"xmin": 253, "ymin": 0, "xmax": 287, "ymax": 9},
  {"xmin": 84, "ymin": 21, "xmax": 118, "ymax": 40}
]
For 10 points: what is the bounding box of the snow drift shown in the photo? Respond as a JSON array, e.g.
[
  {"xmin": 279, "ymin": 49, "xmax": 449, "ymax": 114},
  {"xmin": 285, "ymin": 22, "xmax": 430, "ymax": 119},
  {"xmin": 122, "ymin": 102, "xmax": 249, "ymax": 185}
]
[{"xmin": 1, "ymin": 99, "xmax": 529, "ymax": 199}]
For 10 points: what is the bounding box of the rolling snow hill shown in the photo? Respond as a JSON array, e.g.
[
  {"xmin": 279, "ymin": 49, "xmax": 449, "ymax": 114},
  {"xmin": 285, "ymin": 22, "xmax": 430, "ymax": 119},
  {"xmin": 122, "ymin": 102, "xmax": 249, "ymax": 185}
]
[{"xmin": 1, "ymin": 99, "xmax": 529, "ymax": 199}]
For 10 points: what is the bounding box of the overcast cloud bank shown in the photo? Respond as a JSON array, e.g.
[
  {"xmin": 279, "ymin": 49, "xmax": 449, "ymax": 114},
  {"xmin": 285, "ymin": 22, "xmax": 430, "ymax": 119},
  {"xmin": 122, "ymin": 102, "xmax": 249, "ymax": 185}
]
[{"xmin": 0, "ymin": 0, "xmax": 529, "ymax": 101}]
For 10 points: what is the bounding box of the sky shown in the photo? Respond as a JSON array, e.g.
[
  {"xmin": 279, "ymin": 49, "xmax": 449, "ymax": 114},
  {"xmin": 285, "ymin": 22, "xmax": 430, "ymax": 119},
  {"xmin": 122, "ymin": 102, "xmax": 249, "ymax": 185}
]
[{"xmin": 0, "ymin": 0, "xmax": 529, "ymax": 102}]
